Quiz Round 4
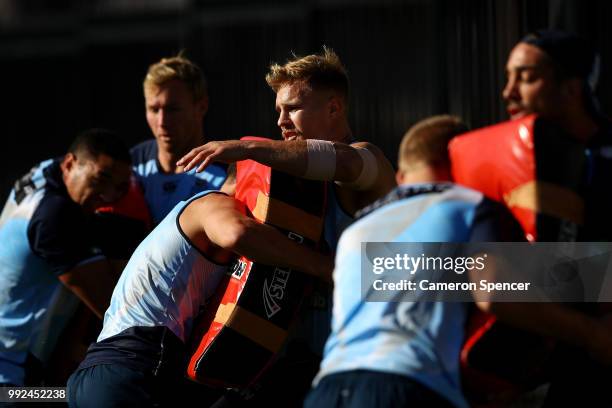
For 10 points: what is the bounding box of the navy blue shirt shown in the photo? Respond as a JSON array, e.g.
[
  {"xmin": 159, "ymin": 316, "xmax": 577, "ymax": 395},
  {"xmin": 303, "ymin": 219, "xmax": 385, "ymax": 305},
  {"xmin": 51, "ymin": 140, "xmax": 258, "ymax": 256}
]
[{"xmin": 131, "ymin": 140, "xmax": 227, "ymax": 225}]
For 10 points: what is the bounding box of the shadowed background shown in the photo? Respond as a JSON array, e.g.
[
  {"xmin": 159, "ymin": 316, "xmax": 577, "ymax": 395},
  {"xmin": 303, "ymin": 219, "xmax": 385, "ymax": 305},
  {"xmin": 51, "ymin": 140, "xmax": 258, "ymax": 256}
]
[{"xmin": 1, "ymin": 0, "xmax": 610, "ymax": 201}]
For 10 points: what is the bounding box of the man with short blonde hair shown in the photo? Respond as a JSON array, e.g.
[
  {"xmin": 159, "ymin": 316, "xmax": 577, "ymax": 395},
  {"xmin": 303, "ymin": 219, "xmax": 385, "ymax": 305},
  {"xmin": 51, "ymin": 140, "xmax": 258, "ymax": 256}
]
[
  {"xmin": 265, "ymin": 47, "xmax": 349, "ymax": 103},
  {"xmin": 132, "ymin": 54, "xmax": 226, "ymax": 225},
  {"xmin": 177, "ymin": 47, "xmax": 396, "ymax": 406},
  {"xmin": 179, "ymin": 47, "xmax": 396, "ymax": 244},
  {"xmin": 143, "ymin": 55, "xmax": 207, "ymax": 102}
]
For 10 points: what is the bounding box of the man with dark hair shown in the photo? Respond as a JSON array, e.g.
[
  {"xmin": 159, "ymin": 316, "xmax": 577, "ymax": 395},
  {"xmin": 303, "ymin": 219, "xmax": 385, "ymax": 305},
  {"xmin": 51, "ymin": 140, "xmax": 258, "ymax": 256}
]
[
  {"xmin": 504, "ymin": 29, "xmax": 612, "ymax": 236},
  {"xmin": 503, "ymin": 29, "xmax": 604, "ymax": 142},
  {"xmin": 503, "ymin": 30, "xmax": 612, "ymax": 406},
  {"xmin": 0, "ymin": 128, "xmax": 131, "ymax": 386},
  {"xmin": 69, "ymin": 129, "xmax": 132, "ymax": 169}
]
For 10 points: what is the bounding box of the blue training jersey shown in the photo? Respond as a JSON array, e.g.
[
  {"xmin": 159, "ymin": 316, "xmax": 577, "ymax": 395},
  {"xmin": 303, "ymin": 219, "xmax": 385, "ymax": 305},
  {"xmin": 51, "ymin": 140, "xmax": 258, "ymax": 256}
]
[
  {"xmin": 77, "ymin": 191, "xmax": 230, "ymax": 375},
  {"xmin": 293, "ymin": 183, "xmax": 356, "ymax": 358},
  {"xmin": 316, "ymin": 183, "xmax": 518, "ymax": 408},
  {"xmin": 324, "ymin": 183, "xmax": 355, "ymax": 252},
  {"xmin": 130, "ymin": 140, "xmax": 227, "ymax": 225},
  {"xmin": 97, "ymin": 190, "xmax": 229, "ymax": 345},
  {"xmin": 0, "ymin": 159, "xmax": 98, "ymax": 385}
]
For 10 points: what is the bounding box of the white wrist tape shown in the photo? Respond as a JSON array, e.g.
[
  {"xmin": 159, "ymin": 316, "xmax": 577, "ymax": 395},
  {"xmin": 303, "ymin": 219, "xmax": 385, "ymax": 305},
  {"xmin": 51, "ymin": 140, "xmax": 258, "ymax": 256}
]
[
  {"xmin": 337, "ymin": 147, "xmax": 378, "ymax": 190},
  {"xmin": 304, "ymin": 139, "xmax": 336, "ymax": 180}
]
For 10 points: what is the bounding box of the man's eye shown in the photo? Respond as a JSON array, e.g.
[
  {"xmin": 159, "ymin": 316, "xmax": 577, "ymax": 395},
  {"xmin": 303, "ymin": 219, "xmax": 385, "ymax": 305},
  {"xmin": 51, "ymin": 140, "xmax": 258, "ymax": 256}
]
[{"xmin": 520, "ymin": 71, "xmax": 537, "ymax": 82}]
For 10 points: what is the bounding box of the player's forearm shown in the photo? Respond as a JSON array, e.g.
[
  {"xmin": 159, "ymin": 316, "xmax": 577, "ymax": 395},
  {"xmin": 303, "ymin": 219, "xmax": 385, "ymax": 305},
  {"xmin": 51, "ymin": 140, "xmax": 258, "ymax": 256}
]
[
  {"xmin": 246, "ymin": 140, "xmax": 309, "ymax": 176},
  {"xmin": 59, "ymin": 259, "xmax": 118, "ymax": 319},
  {"xmin": 66, "ymin": 286, "xmax": 110, "ymax": 320},
  {"xmin": 251, "ymin": 139, "xmax": 377, "ymax": 184},
  {"xmin": 231, "ymin": 218, "xmax": 333, "ymax": 281}
]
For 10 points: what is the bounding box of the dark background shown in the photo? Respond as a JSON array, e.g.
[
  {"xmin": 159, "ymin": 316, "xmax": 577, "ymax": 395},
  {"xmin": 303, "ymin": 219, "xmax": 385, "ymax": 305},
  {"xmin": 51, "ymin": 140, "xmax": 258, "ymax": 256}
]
[{"xmin": 1, "ymin": 0, "xmax": 610, "ymax": 201}]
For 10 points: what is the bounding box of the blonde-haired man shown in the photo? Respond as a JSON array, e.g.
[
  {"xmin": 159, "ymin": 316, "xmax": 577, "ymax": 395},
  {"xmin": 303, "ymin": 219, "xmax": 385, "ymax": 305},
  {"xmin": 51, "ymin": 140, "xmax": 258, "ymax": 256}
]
[
  {"xmin": 177, "ymin": 47, "xmax": 396, "ymax": 405},
  {"xmin": 131, "ymin": 54, "xmax": 226, "ymax": 225},
  {"xmin": 179, "ymin": 47, "xmax": 395, "ymax": 246}
]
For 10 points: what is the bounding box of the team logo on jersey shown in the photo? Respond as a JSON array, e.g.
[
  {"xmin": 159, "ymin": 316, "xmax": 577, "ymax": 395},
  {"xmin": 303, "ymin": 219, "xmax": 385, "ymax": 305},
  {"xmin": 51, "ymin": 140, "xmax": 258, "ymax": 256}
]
[
  {"xmin": 230, "ymin": 259, "xmax": 248, "ymax": 279},
  {"xmin": 287, "ymin": 231, "xmax": 304, "ymax": 244},
  {"xmin": 263, "ymin": 267, "xmax": 291, "ymax": 318},
  {"xmin": 14, "ymin": 166, "xmax": 38, "ymax": 204}
]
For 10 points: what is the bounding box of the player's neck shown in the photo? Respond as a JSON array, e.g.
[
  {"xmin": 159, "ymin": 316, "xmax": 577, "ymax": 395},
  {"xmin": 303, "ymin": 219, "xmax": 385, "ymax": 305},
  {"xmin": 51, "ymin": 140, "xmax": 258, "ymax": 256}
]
[
  {"xmin": 157, "ymin": 133, "xmax": 205, "ymax": 174},
  {"xmin": 562, "ymin": 112, "xmax": 600, "ymax": 144},
  {"xmin": 157, "ymin": 149, "xmax": 182, "ymax": 174},
  {"xmin": 397, "ymin": 165, "xmax": 451, "ymax": 185},
  {"xmin": 335, "ymin": 121, "xmax": 353, "ymax": 144}
]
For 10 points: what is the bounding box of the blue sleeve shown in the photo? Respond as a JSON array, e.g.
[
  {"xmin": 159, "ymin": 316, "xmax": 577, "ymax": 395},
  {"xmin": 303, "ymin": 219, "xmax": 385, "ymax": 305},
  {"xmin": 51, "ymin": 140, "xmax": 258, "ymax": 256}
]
[{"xmin": 27, "ymin": 193, "xmax": 96, "ymax": 276}]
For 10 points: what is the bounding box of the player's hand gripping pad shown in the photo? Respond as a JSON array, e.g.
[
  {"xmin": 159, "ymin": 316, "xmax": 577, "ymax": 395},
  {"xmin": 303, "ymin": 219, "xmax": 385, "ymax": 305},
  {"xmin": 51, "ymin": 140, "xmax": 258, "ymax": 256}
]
[{"xmin": 186, "ymin": 137, "xmax": 327, "ymax": 389}]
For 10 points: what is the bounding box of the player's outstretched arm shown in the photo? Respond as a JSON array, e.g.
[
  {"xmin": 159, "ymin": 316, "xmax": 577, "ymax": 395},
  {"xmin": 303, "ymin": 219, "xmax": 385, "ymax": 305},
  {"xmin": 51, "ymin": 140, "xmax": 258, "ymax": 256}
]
[
  {"xmin": 177, "ymin": 139, "xmax": 395, "ymax": 196},
  {"xmin": 181, "ymin": 193, "xmax": 333, "ymax": 281}
]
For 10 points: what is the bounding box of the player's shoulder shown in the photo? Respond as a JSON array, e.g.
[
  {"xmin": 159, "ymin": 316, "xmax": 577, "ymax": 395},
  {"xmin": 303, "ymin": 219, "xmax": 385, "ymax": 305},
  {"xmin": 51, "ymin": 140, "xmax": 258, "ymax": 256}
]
[
  {"xmin": 34, "ymin": 189, "xmax": 81, "ymax": 226},
  {"xmin": 349, "ymin": 140, "xmax": 385, "ymax": 158},
  {"xmin": 130, "ymin": 139, "xmax": 157, "ymax": 164}
]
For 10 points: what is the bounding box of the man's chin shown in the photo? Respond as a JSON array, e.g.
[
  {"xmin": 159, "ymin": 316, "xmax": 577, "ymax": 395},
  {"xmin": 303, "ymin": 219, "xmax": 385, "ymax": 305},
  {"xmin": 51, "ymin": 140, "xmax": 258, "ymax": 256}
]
[
  {"xmin": 283, "ymin": 135, "xmax": 305, "ymax": 141},
  {"xmin": 157, "ymin": 138, "xmax": 187, "ymax": 155},
  {"xmin": 156, "ymin": 134, "xmax": 177, "ymax": 145},
  {"xmin": 508, "ymin": 110, "xmax": 530, "ymax": 121}
]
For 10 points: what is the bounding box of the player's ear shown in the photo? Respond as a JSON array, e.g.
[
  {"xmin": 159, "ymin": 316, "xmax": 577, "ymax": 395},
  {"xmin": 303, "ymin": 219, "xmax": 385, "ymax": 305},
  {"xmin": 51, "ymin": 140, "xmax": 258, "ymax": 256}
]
[
  {"xmin": 61, "ymin": 152, "xmax": 77, "ymax": 173},
  {"xmin": 395, "ymin": 169, "xmax": 405, "ymax": 185},
  {"xmin": 328, "ymin": 95, "xmax": 344, "ymax": 117}
]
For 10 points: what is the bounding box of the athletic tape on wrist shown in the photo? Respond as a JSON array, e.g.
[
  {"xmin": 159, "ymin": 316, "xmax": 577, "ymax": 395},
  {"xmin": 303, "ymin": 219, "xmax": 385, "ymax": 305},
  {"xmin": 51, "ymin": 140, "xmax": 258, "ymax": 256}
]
[{"xmin": 304, "ymin": 139, "xmax": 336, "ymax": 180}]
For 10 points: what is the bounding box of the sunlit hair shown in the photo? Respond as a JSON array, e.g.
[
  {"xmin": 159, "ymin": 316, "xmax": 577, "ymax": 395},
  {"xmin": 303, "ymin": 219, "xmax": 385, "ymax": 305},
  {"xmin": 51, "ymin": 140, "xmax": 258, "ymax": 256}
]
[
  {"xmin": 143, "ymin": 52, "xmax": 207, "ymax": 101},
  {"xmin": 398, "ymin": 115, "xmax": 468, "ymax": 173},
  {"xmin": 266, "ymin": 47, "xmax": 349, "ymax": 102}
]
